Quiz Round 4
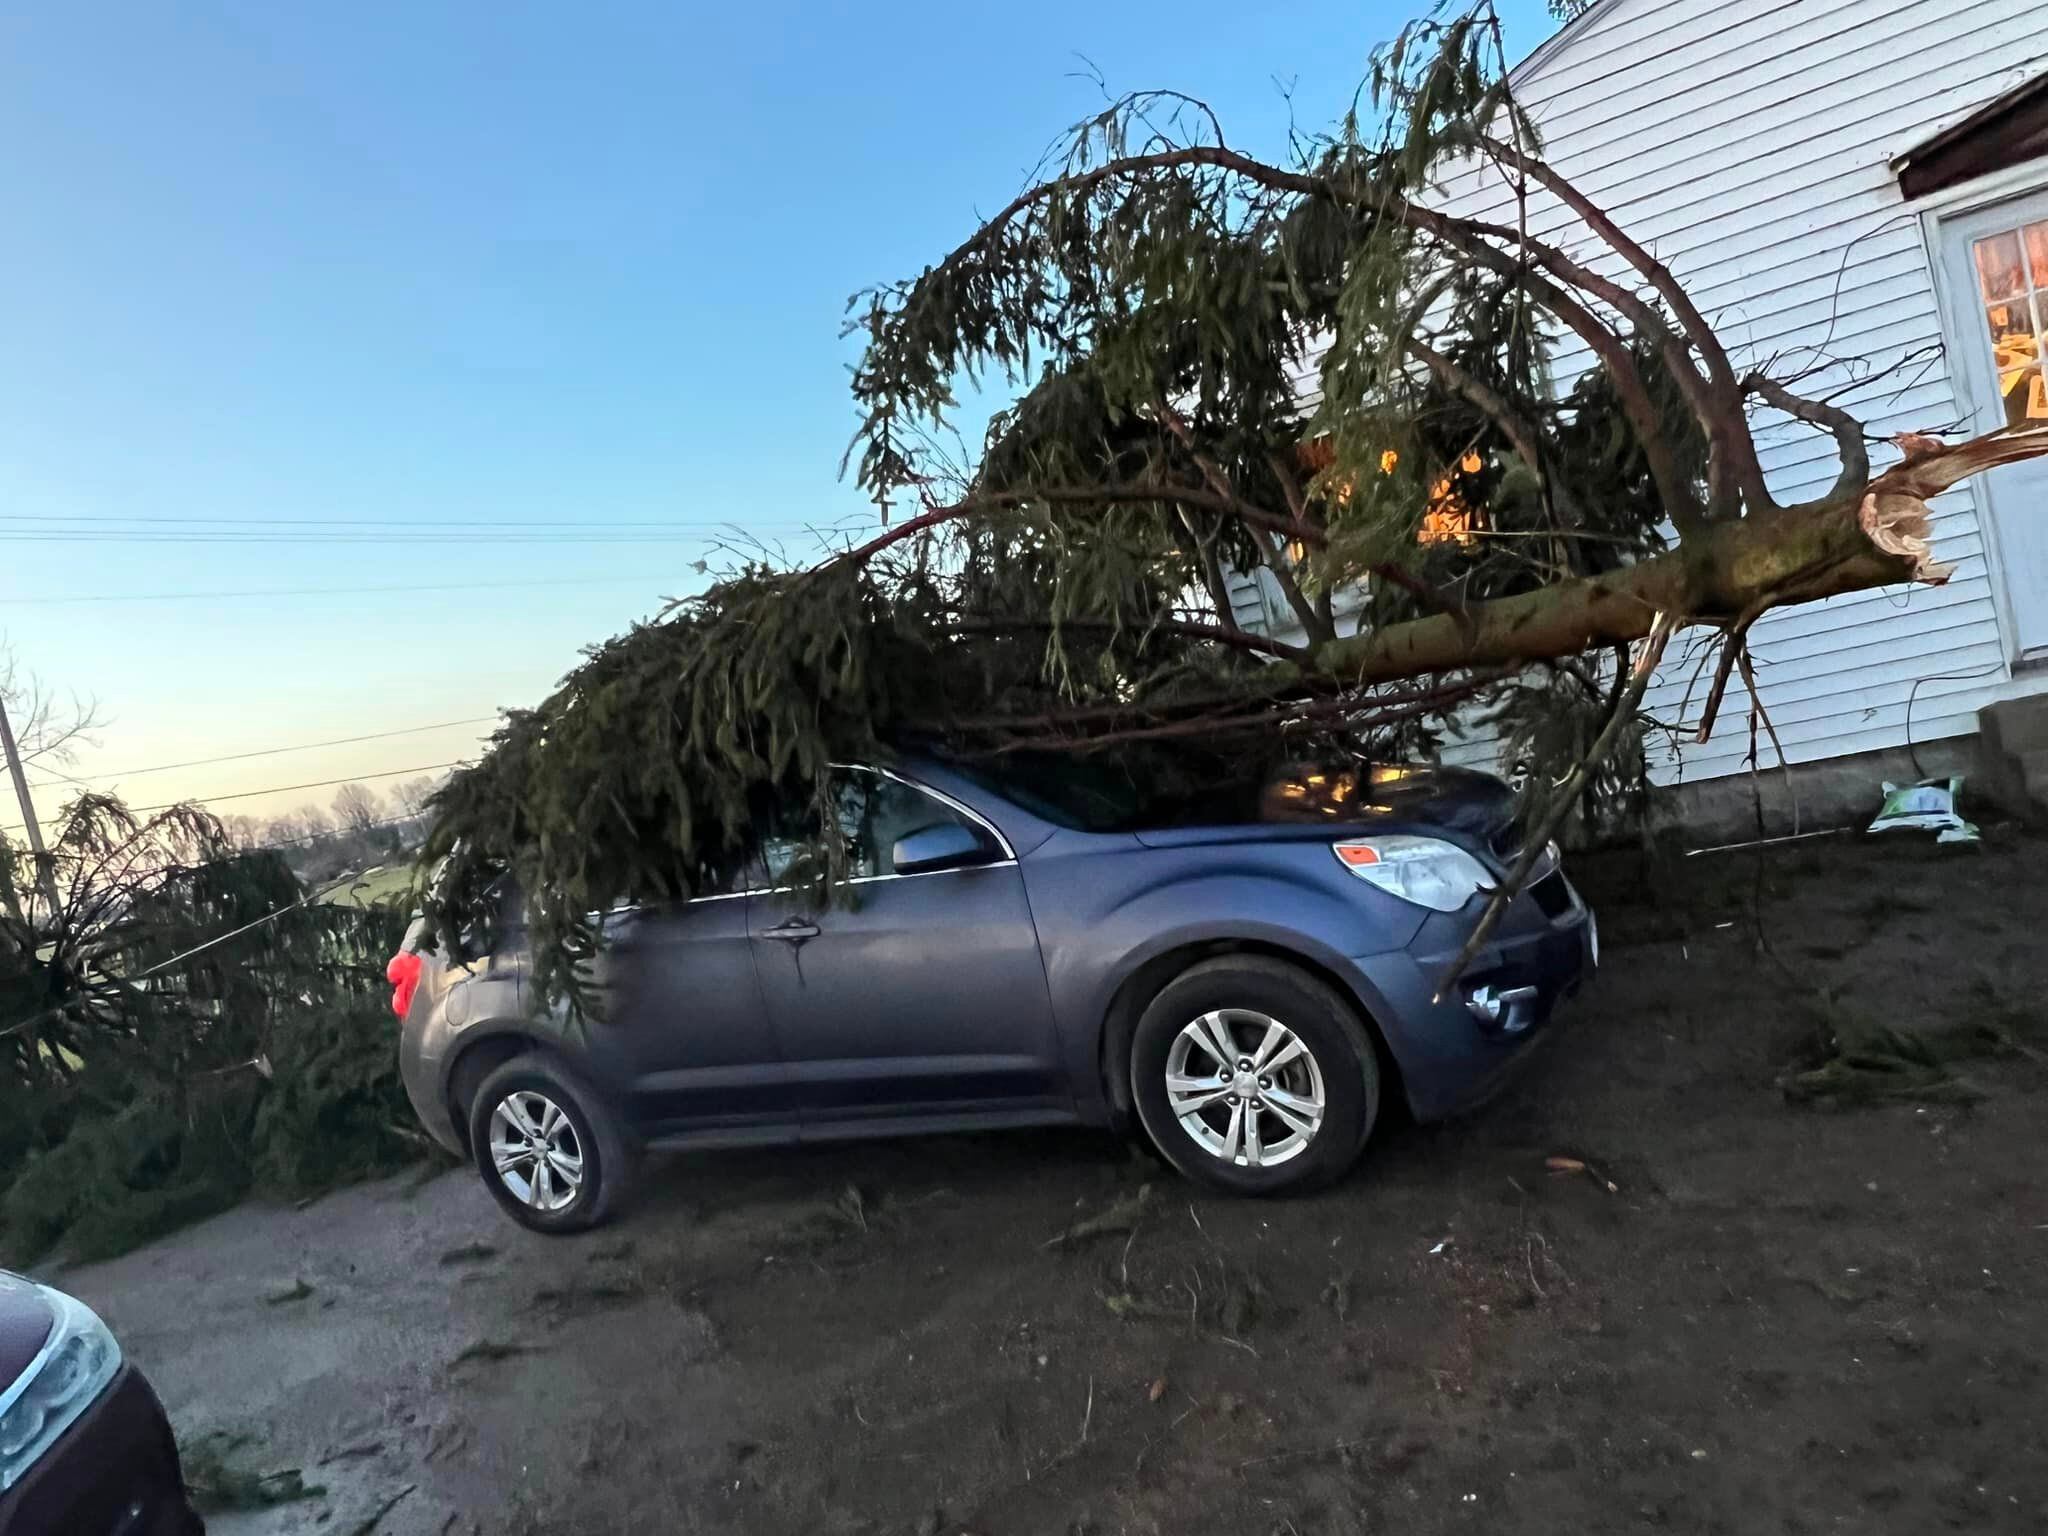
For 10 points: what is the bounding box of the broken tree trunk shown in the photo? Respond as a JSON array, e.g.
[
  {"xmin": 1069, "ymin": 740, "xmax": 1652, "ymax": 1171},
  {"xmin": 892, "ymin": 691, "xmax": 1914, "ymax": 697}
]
[{"xmin": 1315, "ymin": 425, "xmax": 2048, "ymax": 685}]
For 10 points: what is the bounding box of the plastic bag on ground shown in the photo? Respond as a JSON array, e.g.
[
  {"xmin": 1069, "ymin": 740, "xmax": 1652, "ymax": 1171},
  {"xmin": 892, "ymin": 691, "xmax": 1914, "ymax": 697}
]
[{"xmin": 1867, "ymin": 777, "xmax": 1980, "ymax": 844}]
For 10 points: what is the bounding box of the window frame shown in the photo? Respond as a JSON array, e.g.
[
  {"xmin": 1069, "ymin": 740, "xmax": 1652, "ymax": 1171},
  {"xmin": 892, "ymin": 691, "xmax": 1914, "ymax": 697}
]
[
  {"xmin": 1921, "ymin": 173, "xmax": 2048, "ymax": 667},
  {"xmin": 706, "ymin": 764, "xmax": 1015, "ymax": 903}
]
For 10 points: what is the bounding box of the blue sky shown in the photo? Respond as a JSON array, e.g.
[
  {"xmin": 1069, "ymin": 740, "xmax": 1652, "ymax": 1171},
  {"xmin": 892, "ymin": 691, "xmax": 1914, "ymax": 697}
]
[{"xmin": 0, "ymin": 0, "xmax": 1559, "ymax": 829}]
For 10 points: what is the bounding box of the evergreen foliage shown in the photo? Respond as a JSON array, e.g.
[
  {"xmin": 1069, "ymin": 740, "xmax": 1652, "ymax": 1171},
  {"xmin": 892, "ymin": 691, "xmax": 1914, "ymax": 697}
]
[
  {"xmin": 416, "ymin": 0, "xmax": 2047, "ymax": 1009},
  {"xmin": 1, "ymin": 798, "xmax": 409, "ymax": 1262}
]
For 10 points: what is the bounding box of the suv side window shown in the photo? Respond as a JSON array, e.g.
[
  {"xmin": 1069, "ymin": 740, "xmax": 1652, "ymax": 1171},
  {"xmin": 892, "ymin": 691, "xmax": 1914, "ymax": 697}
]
[{"xmin": 758, "ymin": 769, "xmax": 982, "ymax": 884}]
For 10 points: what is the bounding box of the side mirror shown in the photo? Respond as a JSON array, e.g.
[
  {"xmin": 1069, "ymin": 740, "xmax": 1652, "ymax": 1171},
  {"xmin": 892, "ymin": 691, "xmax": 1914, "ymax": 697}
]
[{"xmin": 891, "ymin": 822, "xmax": 995, "ymax": 877}]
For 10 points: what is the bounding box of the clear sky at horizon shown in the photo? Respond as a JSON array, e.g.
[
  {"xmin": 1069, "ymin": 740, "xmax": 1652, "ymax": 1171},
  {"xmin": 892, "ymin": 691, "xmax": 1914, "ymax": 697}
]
[{"xmin": 0, "ymin": 0, "xmax": 1559, "ymax": 830}]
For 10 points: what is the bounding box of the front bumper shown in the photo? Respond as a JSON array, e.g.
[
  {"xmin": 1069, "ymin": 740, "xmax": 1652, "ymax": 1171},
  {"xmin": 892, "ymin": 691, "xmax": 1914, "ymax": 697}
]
[
  {"xmin": 0, "ymin": 1364, "xmax": 204, "ymax": 1536},
  {"xmin": 1355, "ymin": 870, "xmax": 1596, "ymax": 1121}
]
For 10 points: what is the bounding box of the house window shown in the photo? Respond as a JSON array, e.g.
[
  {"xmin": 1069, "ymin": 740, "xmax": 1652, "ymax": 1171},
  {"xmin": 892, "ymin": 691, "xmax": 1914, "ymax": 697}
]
[{"xmin": 1972, "ymin": 220, "xmax": 2048, "ymax": 425}]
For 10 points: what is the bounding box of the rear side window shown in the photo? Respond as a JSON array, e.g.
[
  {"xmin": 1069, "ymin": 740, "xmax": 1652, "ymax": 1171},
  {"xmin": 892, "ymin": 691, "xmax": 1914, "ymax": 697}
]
[{"xmin": 759, "ymin": 769, "xmax": 980, "ymax": 883}]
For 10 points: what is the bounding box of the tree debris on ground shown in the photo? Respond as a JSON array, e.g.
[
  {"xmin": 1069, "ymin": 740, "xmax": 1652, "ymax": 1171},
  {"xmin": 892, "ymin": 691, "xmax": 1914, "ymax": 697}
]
[
  {"xmin": 343, "ymin": 1483, "xmax": 416, "ymax": 1536},
  {"xmin": 449, "ymin": 1337, "xmax": 539, "ymax": 1369},
  {"xmin": 1044, "ymin": 1186, "xmax": 1153, "ymax": 1250},
  {"xmin": 180, "ymin": 1432, "xmax": 327, "ymax": 1513}
]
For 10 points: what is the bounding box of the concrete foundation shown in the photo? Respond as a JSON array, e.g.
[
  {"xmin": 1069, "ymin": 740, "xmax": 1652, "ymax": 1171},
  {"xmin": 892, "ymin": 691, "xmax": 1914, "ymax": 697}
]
[
  {"xmin": 1649, "ymin": 735, "xmax": 1985, "ymax": 847},
  {"xmin": 1979, "ymin": 696, "xmax": 2048, "ymax": 828},
  {"xmin": 1648, "ymin": 693, "xmax": 2048, "ymax": 846}
]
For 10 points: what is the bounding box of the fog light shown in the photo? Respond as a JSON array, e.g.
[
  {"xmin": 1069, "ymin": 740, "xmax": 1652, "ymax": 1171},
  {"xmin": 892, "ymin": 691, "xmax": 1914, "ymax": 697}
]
[{"xmin": 1466, "ymin": 983, "xmax": 1538, "ymax": 1030}]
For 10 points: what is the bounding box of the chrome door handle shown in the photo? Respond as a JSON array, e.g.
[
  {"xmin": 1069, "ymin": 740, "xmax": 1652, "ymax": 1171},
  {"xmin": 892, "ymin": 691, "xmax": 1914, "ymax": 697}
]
[{"xmin": 763, "ymin": 920, "xmax": 820, "ymax": 943}]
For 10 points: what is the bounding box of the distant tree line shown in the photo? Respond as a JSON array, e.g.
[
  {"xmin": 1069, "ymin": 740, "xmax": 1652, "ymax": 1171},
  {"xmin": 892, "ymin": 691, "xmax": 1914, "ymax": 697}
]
[{"xmin": 219, "ymin": 774, "xmax": 443, "ymax": 885}]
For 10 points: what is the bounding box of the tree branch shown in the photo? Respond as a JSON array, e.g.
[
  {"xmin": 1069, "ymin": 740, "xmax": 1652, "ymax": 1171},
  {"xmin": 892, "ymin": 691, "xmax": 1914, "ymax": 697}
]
[
  {"xmin": 1693, "ymin": 598, "xmax": 1769, "ymax": 744},
  {"xmin": 1404, "ymin": 174, "xmax": 1762, "ymax": 521},
  {"xmin": 881, "ymin": 135, "xmax": 1716, "ymax": 531},
  {"xmin": 1397, "ymin": 217, "xmax": 1704, "ymax": 532},
  {"xmin": 1168, "ymin": 509, "xmax": 1250, "ymax": 636},
  {"xmin": 970, "ymin": 673, "xmax": 1495, "ymax": 754},
  {"xmin": 1152, "ymin": 399, "xmax": 1333, "ymax": 642},
  {"xmin": 1470, "ymin": 136, "xmax": 1734, "ymax": 394},
  {"xmin": 930, "ymin": 146, "xmax": 1323, "ymax": 278},
  {"xmin": 831, "ymin": 481, "xmax": 1326, "ymax": 569},
  {"xmin": 1742, "ymin": 373, "xmax": 1870, "ymax": 512},
  {"xmin": 945, "ymin": 613, "xmax": 1304, "ymax": 660},
  {"xmin": 1432, "ymin": 610, "xmax": 1681, "ymax": 1001},
  {"xmin": 1270, "ymin": 452, "xmax": 1338, "ymax": 633},
  {"xmin": 1249, "ymin": 527, "xmax": 1332, "ymax": 643},
  {"xmin": 1405, "ymin": 337, "xmax": 1581, "ymax": 530}
]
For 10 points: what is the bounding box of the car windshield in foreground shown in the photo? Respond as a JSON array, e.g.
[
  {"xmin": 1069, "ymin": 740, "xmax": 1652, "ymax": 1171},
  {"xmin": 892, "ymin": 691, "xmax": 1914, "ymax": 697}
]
[{"xmin": 942, "ymin": 748, "xmax": 1400, "ymax": 833}]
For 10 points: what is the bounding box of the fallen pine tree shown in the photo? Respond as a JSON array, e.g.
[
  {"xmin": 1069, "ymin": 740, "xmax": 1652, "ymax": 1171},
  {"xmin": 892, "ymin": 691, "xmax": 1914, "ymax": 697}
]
[
  {"xmin": 415, "ymin": 0, "xmax": 2048, "ymax": 1010},
  {"xmin": 0, "ymin": 797, "xmax": 412, "ymax": 1262}
]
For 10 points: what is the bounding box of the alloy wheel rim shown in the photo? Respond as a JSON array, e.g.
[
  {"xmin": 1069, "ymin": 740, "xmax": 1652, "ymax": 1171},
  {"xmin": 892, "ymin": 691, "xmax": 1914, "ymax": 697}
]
[
  {"xmin": 488, "ymin": 1090, "xmax": 585, "ymax": 1212},
  {"xmin": 1164, "ymin": 1009, "xmax": 1326, "ymax": 1168}
]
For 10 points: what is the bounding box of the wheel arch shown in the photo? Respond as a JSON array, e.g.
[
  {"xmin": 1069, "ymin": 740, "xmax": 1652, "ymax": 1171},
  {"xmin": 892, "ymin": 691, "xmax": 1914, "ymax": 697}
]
[
  {"xmin": 1095, "ymin": 937, "xmax": 1404, "ymax": 1134},
  {"xmin": 444, "ymin": 1027, "xmax": 558, "ymax": 1155}
]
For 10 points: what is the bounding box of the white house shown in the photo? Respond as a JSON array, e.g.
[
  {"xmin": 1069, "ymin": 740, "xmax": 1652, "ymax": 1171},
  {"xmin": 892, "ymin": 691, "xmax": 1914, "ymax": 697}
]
[{"xmin": 1236, "ymin": 0, "xmax": 2048, "ymax": 833}]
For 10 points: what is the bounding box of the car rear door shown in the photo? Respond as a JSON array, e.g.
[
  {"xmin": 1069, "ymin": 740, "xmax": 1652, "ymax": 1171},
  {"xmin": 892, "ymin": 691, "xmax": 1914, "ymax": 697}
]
[
  {"xmin": 746, "ymin": 768, "xmax": 1069, "ymax": 1130},
  {"xmin": 594, "ymin": 866, "xmax": 794, "ymax": 1144}
]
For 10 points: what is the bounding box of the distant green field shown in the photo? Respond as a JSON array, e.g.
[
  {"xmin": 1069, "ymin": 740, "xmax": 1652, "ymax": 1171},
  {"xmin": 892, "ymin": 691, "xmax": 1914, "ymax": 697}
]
[{"xmin": 314, "ymin": 863, "xmax": 417, "ymax": 910}]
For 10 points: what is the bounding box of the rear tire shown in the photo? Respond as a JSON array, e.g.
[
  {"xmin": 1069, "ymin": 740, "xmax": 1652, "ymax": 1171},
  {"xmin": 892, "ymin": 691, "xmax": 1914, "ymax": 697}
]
[
  {"xmin": 467, "ymin": 1053, "xmax": 637, "ymax": 1234},
  {"xmin": 1130, "ymin": 957, "xmax": 1379, "ymax": 1196}
]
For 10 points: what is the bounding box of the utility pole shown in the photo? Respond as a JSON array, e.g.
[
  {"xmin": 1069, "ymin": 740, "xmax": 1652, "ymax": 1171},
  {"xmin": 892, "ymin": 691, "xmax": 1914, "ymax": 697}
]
[{"xmin": 0, "ymin": 693, "xmax": 62, "ymax": 920}]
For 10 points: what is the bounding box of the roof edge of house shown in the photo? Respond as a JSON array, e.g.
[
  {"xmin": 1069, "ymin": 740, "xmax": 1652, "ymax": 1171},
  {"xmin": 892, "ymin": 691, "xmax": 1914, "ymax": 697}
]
[
  {"xmin": 1891, "ymin": 70, "xmax": 2048, "ymax": 172},
  {"xmin": 1508, "ymin": 0, "xmax": 1613, "ymax": 89}
]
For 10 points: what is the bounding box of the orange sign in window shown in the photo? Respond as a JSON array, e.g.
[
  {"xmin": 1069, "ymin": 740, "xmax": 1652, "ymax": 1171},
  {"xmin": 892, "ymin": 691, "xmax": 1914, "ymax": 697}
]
[{"xmin": 1974, "ymin": 223, "xmax": 2048, "ymax": 425}]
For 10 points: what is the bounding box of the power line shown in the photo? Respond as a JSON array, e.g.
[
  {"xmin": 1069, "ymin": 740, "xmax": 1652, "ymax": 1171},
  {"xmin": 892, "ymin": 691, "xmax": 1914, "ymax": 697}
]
[
  {"xmin": 27, "ymin": 717, "xmax": 496, "ymax": 788},
  {"xmin": 2, "ymin": 759, "xmax": 470, "ymax": 834},
  {"xmin": 3, "ymin": 575, "xmax": 699, "ymax": 606},
  {"xmin": 0, "ymin": 512, "xmax": 871, "ymax": 530},
  {"xmin": 0, "ymin": 532, "xmax": 772, "ymax": 545},
  {"xmin": 0, "ymin": 517, "xmax": 873, "ymax": 547},
  {"xmin": 1, "ymin": 575, "xmax": 688, "ymax": 606}
]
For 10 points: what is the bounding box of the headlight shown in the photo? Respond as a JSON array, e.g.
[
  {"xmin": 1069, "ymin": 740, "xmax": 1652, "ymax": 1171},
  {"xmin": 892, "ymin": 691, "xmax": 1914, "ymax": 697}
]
[
  {"xmin": 0, "ymin": 1285, "xmax": 122, "ymax": 1490},
  {"xmin": 1332, "ymin": 835, "xmax": 1491, "ymax": 912}
]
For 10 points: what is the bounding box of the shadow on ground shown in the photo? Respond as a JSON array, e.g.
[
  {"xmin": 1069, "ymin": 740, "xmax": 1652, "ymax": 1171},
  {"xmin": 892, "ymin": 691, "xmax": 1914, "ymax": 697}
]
[{"xmin": 56, "ymin": 831, "xmax": 2048, "ymax": 1535}]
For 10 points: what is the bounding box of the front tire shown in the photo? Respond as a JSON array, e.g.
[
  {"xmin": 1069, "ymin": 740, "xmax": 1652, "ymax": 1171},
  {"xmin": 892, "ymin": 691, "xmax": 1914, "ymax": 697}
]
[
  {"xmin": 467, "ymin": 1053, "xmax": 636, "ymax": 1234},
  {"xmin": 1130, "ymin": 957, "xmax": 1380, "ymax": 1196}
]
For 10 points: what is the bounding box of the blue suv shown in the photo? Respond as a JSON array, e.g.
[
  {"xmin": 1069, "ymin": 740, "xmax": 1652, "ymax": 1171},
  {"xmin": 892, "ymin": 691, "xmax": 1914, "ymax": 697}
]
[{"xmin": 394, "ymin": 756, "xmax": 1595, "ymax": 1232}]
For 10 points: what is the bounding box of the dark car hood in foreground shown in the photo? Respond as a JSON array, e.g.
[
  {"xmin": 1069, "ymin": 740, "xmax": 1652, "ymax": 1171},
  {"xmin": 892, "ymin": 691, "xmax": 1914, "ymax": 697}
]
[
  {"xmin": 0, "ymin": 1273, "xmax": 55, "ymax": 1392},
  {"xmin": 1130, "ymin": 762, "xmax": 1516, "ymax": 851}
]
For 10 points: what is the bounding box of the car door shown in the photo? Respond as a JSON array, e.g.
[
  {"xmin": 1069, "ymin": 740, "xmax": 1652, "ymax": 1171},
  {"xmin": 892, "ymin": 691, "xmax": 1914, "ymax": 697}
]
[
  {"xmin": 746, "ymin": 767, "xmax": 1069, "ymax": 1129},
  {"xmin": 594, "ymin": 854, "xmax": 794, "ymax": 1145}
]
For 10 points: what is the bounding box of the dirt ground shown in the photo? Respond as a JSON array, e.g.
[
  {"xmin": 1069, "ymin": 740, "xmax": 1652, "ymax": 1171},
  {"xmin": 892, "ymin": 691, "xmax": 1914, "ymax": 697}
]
[{"xmin": 58, "ymin": 830, "xmax": 2048, "ymax": 1535}]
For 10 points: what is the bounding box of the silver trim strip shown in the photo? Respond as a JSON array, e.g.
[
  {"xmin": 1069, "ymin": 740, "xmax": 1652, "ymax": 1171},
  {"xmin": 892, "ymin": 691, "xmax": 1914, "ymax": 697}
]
[
  {"xmin": 867, "ymin": 763, "xmax": 1017, "ymax": 862},
  {"xmin": 649, "ymin": 762, "xmax": 1014, "ymax": 908}
]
